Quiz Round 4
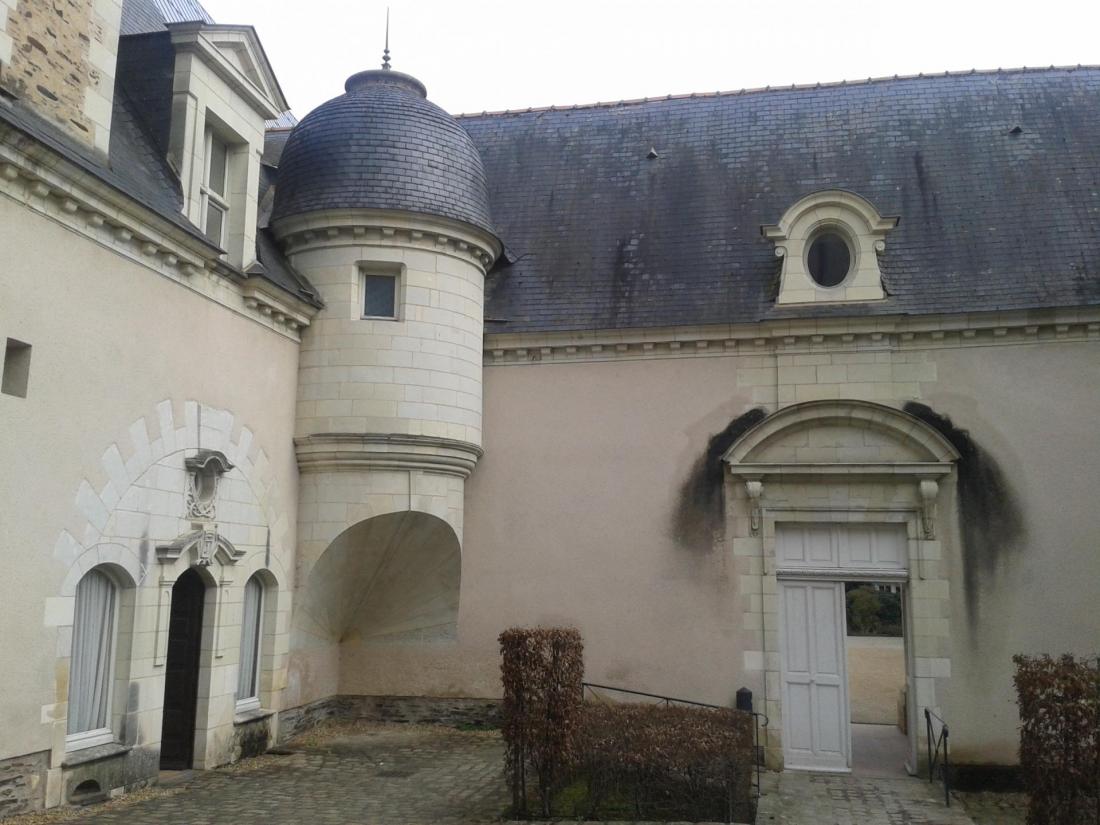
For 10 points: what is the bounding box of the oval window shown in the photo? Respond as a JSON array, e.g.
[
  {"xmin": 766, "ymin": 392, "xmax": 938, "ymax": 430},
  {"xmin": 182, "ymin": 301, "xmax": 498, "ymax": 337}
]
[{"xmin": 807, "ymin": 232, "xmax": 852, "ymax": 287}]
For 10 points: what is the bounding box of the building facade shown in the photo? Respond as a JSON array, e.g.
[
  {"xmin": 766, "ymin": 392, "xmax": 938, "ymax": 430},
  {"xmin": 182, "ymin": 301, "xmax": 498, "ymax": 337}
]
[{"xmin": 2, "ymin": 0, "xmax": 1099, "ymax": 815}]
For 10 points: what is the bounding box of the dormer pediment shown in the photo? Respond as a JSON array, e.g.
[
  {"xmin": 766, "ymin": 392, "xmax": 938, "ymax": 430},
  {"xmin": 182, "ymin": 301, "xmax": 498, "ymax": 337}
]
[{"xmin": 167, "ymin": 23, "xmax": 289, "ymax": 120}]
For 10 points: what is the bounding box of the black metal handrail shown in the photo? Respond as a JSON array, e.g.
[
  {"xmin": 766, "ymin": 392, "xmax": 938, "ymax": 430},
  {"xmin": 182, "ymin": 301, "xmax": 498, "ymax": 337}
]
[
  {"xmin": 924, "ymin": 707, "xmax": 950, "ymax": 806},
  {"xmin": 581, "ymin": 682, "xmax": 769, "ymax": 801}
]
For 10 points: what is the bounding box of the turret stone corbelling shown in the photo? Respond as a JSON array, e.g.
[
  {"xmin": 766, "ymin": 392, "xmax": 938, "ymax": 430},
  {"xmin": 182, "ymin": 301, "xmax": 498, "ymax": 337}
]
[{"xmin": 272, "ymin": 209, "xmax": 500, "ymax": 275}]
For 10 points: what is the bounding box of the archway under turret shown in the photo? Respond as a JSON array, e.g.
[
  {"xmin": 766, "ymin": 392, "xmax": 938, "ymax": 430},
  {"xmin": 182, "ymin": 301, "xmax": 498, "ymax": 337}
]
[{"xmin": 290, "ymin": 511, "xmax": 461, "ymax": 702}]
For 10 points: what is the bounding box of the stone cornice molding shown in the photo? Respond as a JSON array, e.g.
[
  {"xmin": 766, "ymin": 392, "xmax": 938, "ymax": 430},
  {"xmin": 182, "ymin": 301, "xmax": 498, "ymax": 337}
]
[
  {"xmin": 484, "ymin": 306, "xmax": 1100, "ymax": 365},
  {"xmin": 167, "ymin": 23, "xmax": 286, "ymax": 119},
  {"xmin": 272, "ymin": 209, "xmax": 501, "ymax": 274},
  {"xmin": 294, "ymin": 433, "xmax": 483, "ymax": 478},
  {"xmin": 241, "ymin": 278, "xmax": 314, "ymax": 332},
  {"xmin": 723, "ymin": 399, "xmax": 961, "ymax": 466},
  {"xmin": 728, "ymin": 462, "xmax": 955, "ymax": 479},
  {"xmin": 724, "ymin": 401, "xmax": 958, "ymax": 539},
  {"xmin": 0, "ymin": 133, "xmax": 317, "ymax": 340}
]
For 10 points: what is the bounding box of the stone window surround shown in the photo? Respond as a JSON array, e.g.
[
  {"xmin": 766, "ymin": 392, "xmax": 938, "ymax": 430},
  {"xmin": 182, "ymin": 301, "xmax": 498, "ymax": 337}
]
[
  {"xmin": 723, "ymin": 400, "xmax": 959, "ymax": 771},
  {"xmin": 763, "ymin": 190, "xmax": 898, "ymax": 305},
  {"xmin": 234, "ymin": 570, "xmax": 277, "ymax": 715},
  {"xmin": 358, "ymin": 261, "xmax": 405, "ymax": 321},
  {"xmin": 63, "ymin": 563, "xmax": 135, "ymax": 755}
]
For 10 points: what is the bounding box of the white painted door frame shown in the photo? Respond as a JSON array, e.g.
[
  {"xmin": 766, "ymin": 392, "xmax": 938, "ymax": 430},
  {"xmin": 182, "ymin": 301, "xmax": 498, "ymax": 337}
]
[{"xmin": 776, "ymin": 523, "xmax": 911, "ymax": 774}]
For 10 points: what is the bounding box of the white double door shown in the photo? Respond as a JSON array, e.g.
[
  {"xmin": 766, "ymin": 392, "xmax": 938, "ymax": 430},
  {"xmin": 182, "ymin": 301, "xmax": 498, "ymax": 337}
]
[
  {"xmin": 778, "ymin": 579, "xmax": 850, "ymax": 772},
  {"xmin": 776, "ymin": 522, "xmax": 909, "ymax": 772}
]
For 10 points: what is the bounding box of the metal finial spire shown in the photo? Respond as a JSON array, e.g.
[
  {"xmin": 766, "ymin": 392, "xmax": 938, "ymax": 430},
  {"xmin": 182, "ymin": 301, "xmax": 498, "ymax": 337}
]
[{"xmin": 381, "ymin": 8, "xmax": 391, "ymax": 70}]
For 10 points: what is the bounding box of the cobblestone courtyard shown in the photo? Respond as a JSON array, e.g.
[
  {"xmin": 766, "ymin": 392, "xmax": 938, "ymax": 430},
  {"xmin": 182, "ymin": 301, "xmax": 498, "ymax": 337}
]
[
  {"xmin": 757, "ymin": 771, "xmax": 1028, "ymax": 825},
  {"xmin": 9, "ymin": 723, "xmax": 508, "ymax": 825},
  {"xmin": 8, "ymin": 723, "xmax": 1029, "ymax": 825}
]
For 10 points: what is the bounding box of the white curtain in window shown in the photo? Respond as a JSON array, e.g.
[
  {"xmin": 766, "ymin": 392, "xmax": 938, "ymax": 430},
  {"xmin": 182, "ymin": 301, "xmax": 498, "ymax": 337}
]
[
  {"xmin": 67, "ymin": 569, "xmax": 116, "ymax": 735},
  {"xmin": 236, "ymin": 576, "xmax": 263, "ymax": 701}
]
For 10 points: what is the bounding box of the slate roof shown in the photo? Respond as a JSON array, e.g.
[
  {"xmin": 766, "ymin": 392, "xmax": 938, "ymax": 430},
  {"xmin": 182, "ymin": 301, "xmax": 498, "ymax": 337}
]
[
  {"xmin": 271, "ymin": 70, "xmax": 495, "ymax": 236},
  {"xmin": 121, "ymin": 0, "xmax": 213, "ymax": 36},
  {"xmin": 0, "ymin": 89, "xmax": 213, "ymax": 246},
  {"xmin": 459, "ymin": 67, "xmax": 1100, "ymax": 333}
]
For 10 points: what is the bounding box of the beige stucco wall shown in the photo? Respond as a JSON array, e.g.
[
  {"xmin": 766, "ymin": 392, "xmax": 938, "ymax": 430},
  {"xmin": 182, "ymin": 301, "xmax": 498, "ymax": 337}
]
[
  {"xmin": 453, "ymin": 330, "xmax": 1100, "ymax": 768},
  {"xmin": 461, "ymin": 356, "xmax": 761, "ymax": 702},
  {"xmin": 0, "ymin": 196, "xmax": 300, "ymax": 779},
  {"xmin": 922, "ymin": 342, "xmax": 1100, "ymax": 764}
]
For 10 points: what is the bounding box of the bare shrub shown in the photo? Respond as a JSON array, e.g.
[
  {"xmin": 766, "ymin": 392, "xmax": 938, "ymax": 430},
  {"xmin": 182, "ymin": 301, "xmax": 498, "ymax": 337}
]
[
  {"xmin": 1013, "ymin": 654, "xmax": 1100, "ymax": 825},
  {"xmin": 573, "ymin": 702, "xmax": 754, "ymax": 822}
]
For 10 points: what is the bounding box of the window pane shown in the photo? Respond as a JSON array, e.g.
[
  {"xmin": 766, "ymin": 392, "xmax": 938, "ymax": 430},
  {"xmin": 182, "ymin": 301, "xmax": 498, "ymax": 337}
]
[
  {"xmin": 205, "ymin": 202, "xmax": 225, "ymax": 245},
  {"xmin": 363, "ymin": 274, "xmax": 397, "ymax": 318},
  {"xmin": 236, "ymin": 576, "xmax": 263, "ymax": 701},
  {"xmin": 68, "ymin": 570, "xmax": 116, "ymax": 735},
  {"xmin": 208, "ymin": 137, "xmax": 228, "ymax": 197}
]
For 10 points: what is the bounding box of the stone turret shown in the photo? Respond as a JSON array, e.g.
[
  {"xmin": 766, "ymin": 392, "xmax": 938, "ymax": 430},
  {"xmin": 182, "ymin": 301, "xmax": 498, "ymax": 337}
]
[
  {"xmin": 272, "ymin": 67, "xmax": 498, "ymax": 462},
  {"xmin": 271, "ymin": 65, "xmax": 499, "ymax": 704}
]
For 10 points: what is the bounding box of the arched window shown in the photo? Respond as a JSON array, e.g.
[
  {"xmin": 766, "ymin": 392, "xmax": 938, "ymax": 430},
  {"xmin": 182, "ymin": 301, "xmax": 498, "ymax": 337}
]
[
  {"xmin": 236, "ymin": 575, "xmax": 264, "ymax": 708},
  {"xmin": 67, "ymin": 569, "xmax": 118, "ymax": 748}
]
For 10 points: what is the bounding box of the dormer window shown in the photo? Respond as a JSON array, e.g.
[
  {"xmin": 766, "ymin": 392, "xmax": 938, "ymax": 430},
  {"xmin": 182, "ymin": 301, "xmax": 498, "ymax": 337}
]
[
  {"xmin": 763, "ymin": 190, "xmax": 898, "ymax": 305},
  {"xmin": 203, "ymin": 130, "xmax": 231, "ymax": 247},
  {"xmin": 165, "ymin": 23, "xmax": 289, "ymax": 269}
]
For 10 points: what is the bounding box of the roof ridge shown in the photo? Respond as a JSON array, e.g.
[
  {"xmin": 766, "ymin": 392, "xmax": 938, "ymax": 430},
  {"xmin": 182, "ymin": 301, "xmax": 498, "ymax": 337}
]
[{"xmin": 455, "ymin": 64, "xmax": 1100, "ymax": 119}]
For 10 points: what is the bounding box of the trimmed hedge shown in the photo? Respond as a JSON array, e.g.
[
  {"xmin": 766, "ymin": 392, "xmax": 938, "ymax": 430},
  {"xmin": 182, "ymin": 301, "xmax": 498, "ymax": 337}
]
[
  {"xmin": 500, "ymin": 627, "xmax": 585, "ymax": 817},
  {"xmin": 1014, "ymin": 654, "xmax": 1100, "ymax": 825},
  {"xmin": 570, "ymin": 702, "xmax": 754, "ymax": 822},
  {"xmin": 500, "ymin": 627, "xmax": 755, "ymax": 822}
]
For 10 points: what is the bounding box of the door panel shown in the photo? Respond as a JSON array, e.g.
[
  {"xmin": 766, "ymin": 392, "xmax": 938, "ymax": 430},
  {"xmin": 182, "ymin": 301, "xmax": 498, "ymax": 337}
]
[
  {"xmin": 778, "ymin": 523, "xmax": 908, "ymax": 571},
  {"xmin": 780, "ymin": 579, "xmax": 850, "ymax": 772}
]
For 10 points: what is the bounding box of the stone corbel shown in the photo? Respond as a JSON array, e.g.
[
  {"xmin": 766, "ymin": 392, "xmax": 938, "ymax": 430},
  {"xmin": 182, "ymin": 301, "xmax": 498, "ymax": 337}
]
[
  {"xmin": 919, "ymin": 479, "xmax": 939, "ymax": 539},
  {"xmin": 745, "ymin": 480, "xmax": 764, "ymax": 536}
]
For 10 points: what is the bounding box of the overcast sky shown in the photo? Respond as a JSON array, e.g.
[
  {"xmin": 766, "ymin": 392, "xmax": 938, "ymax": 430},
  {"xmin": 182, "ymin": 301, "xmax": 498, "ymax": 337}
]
[{"xmin": 202, "ymin": 0, "xmax": 1099, "ymax": 119}]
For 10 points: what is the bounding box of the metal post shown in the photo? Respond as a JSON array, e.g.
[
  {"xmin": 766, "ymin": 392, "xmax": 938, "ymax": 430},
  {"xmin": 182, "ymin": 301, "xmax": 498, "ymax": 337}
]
[
  {"xmin": 925, "ymin": 709, "xmax": 932, "ymax": 784},
  {"xmin": 943, "ymin": 724, "xmax": 950, "ymax": 807}
]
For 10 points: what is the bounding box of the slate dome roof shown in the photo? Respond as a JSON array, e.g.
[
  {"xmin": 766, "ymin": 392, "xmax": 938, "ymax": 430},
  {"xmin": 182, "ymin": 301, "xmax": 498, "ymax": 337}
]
[{"xmin": 271, "ymin": 69, "xmax": 495, "ymax": 235}]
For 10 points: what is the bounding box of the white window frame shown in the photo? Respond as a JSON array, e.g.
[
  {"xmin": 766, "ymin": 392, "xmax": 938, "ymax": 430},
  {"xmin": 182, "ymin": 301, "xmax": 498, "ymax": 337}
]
[
  {"xmin": 201, "ymin": 128, "xmax": 231, "ymax": 249},
  {"xmin": 234, "ymin": 578, "xmax": 263, "ymax": 713},
  {"xmin": 65, "ymin": 570, "xmax": 120, "ymax": 753},
  {"xmin": 359, "ymin": 268, "xmax": 401, "ymax": 321}
]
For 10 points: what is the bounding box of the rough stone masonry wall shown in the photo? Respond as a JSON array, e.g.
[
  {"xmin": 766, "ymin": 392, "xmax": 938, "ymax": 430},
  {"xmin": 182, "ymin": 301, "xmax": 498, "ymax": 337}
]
[
  {"xmin": 0, "ymin": 0, "xmax": 121, "ymax": 154},
  {"xmin": 0, "ymin": 750, "xmax": 48, "ymax": 819},
  {"xmin": 278, "ymin": 696, "xmax": 502, "ymax": 743}
]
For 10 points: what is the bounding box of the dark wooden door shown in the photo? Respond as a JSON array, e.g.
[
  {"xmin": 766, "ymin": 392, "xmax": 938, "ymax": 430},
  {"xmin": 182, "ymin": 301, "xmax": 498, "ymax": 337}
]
[{"xmin": 160, "ymin": 568, "xmax": 205, "ymax": 769}]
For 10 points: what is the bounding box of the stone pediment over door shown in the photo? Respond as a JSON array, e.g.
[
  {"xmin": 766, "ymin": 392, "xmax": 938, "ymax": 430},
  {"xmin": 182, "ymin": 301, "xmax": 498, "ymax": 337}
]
[{"xmin": 722, "ymin": 399, "xmax": 960, "ymax": 538}]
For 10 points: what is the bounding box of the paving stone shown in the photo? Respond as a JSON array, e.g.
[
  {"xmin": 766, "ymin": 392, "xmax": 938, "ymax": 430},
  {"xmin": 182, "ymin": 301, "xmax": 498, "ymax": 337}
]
[
  {"xmin": 70, "ymin": 725, "xmax": 508, "ymax": 825},
  {"xmin": 955, "ymin": 791, "xmax": 1028, "ymax": 825},
  {"xmin": 755, "ymin": 771, "xmax": 978, "ymax": 825}
]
